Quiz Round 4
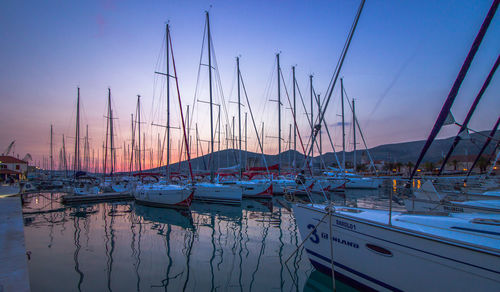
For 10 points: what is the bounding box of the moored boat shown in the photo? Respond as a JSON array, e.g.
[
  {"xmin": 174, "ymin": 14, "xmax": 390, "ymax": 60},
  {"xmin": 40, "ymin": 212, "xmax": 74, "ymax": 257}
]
[
  {"xmin": 134, "ymin": 183, "xmax": 194, "ymax": 209},
  {"xmin": 293, "ymin": 203, "xmax": 500, "ymax": 291}
]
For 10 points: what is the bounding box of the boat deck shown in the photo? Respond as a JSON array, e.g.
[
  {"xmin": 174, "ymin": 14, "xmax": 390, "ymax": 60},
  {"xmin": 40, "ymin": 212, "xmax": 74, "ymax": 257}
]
[{"xmin": 308, "ymin": 204, "xmax": 500, "ymax": 252}]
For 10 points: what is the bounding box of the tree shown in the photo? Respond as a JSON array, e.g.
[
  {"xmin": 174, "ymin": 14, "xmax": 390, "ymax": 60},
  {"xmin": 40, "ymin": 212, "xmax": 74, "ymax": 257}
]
[
  {"xmin": 452, "ymin": 159, "xmax": 458, "ymax": 171},
  {"xmin": 395, "ymin": 162, "xmax": 403, "ymax": 173},
  {"xmin": 423, "ymin": 161, "xmax": 435, "ymax": 173},
  {"xmin": 477, "ymin": 156, "xmax": 490, "ymax": 173},
  {"xmin": 406, "ymin": 161, "xmax": 414, "ymax": 175}
]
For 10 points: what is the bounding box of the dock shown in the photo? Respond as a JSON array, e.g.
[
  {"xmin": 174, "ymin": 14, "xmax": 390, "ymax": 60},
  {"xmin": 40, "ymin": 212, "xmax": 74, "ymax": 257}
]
[
  {"xmin": 61, "ymin": 192, "xmax": 134, "ymax": 204},
  {"xmin": 0, "ymin": 196, "xmax": 31, "ymax": 292}
]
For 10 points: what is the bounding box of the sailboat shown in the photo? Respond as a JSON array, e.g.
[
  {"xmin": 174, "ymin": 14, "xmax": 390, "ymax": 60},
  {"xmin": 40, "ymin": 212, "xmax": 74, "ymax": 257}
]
[
  {"xmin": 191, "ymin": 12, "xmax": 242, "ymax": 205},
  {"xmin": 133, "ymin": 24, "xmax": 194, "ymax": 209},
  {"xmin": 293, "ymin": 1, "xmax": 500, "ymax": 290},
  {"xmin": 71, "ymin": 88, "xmax": 100, "ymax": 196},
  {"xmin": 216, "ymin": 57, "xmax": 273, "ymax": 199}
]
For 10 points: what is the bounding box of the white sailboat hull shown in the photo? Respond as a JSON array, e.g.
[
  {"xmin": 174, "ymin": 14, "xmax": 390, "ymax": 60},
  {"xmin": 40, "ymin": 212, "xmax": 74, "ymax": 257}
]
[
  {"xmin": 311, "ymin": 178, "xmax": 346, "ymax": 193},
  {"xmin": 221, "ymin": 180, "xmax": 273, "ymax": 199},
  {"xmin": 194, "ymin": 183, "xmax": 242, "ymax": 205},
  {"xmin": 134, "ymin": 184, "xmax": 193, "ymax": 208},
  {"xmin": 293, "ymin": 204, "xmax": 500, "ymax": 291},
  {"xmin": 345, "ymin": 177, "xmax": 380, "ymax": 189}
]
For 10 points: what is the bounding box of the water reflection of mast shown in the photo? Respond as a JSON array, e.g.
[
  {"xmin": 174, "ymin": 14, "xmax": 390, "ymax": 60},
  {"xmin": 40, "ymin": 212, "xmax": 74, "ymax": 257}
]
[
  {"xmin": 237, "ymin": 209, "xmax": 246, "ymax": 291},
  {"xmin": 291, "ymin": 215, "xmax": 302, "ymax": 291},
  {"xmin": 136, "ymin": 214, "xmax": 143, "ymax": 291},
  {"xmin": 249, "ymin": 212, "xmax": 270, "ymax": 291},
  {"xmin": 278, "ymin": 206, "xmax": 284, "ymax": 290},
  {"xmin": 163, "ymin": 224, "xmax": 172, "ymax": 291},
  {"xmin": 73, "ymin": 209, "xmax": 84, "ymax": 291},
  {"xmin": 129, "ymin": 210, "xmax": 141, "ymax": 291},
  {"xmin": 103, "ymin": 203, "xmax": 116, "ymax": 291},
  {"xmin": 182, "ymin": 223, "xmax": 195, "ymax": 291},
  {"xmin": 209, "ymin": 215, "xmax": 216, "ymax": 291}
]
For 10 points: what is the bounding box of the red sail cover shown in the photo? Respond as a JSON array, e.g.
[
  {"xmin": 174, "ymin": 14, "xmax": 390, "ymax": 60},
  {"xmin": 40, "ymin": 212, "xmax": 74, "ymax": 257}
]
[{"xmin": 247, "ymin": 164, "xmax": 279, "ymax": 172}]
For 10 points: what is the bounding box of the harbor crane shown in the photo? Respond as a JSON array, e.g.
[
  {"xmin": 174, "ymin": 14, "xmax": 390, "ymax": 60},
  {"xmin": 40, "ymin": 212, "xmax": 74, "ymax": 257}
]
[{"xmin": 2, "ymin": 140, "xmax": 15, "ymax": 155}]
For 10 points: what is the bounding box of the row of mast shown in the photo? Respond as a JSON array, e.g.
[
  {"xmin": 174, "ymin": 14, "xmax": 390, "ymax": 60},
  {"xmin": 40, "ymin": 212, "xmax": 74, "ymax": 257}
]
[{"xmin": 45, "ymin": 11, "xmax": 366, "ymax": 178}]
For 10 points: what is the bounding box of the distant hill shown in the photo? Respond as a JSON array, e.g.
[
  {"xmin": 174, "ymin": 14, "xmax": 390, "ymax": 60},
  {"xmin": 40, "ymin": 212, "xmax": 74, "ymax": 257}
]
[{"xmin": 150, "ymin": 130, "xmax": 498, "ymax": 172}]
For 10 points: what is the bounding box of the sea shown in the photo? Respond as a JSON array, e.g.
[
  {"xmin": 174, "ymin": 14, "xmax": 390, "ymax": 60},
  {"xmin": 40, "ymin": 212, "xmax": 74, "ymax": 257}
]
[{"xmin": 22, "ymin": 179, "xmax": 407, "ymax": 291}]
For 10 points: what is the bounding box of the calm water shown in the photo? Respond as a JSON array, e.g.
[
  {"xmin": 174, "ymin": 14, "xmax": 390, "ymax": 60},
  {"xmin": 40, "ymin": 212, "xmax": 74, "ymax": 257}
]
[{"xmin": 22, "ymin": 180, "xmax": 406, "ymax": 291}]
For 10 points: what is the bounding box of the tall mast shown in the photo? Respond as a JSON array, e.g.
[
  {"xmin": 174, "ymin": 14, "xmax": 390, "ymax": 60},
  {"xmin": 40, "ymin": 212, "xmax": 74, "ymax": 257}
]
[
  {"xmin": 166, "ymin": 23, "xmax": 171, "ymax": 180},
  {"xmin": 129, "ymin": 114, "xmax": 134, "ymax": 173},
  {"xmin": 317, "ymin": 94, "xmax": 323, "ymax": 159},
  {"xmin": 310, "ymin": 75, "xmax": 314, "ymax": 170},
  {"xmin": 217, "ymin": 105, "xmax": 221, "ymax": 170},
  {"xmin": 409, "ymin": 0, "xmax": 499, "ymax": 180},
  {"xmin": 137, "ymin": 95, "xmax": 142, "ymax": 173},
  {"xmin": 62, "ymin": 134, "xmax": 67, "ymax": 176},
  {"xmin": 232, "ymin": 116, "xmax": 235, "ymax": 150},
  {"xmin": 245, "ymin": 112, "xmax": 248, "ymax": 170},
  {"xmin": 109, "ymin": 88, "xmax": 114, "ymax": 176},
  {"xmin": 277, "ymin": 53, "xmax": 281, "ymax": 175},
  {"xmin": 292, "ymin": 66, "xmax": 296, "ymax": 170},
  {"xmin": 104, "ymin": 89, "xmax": 110, "ymax": 175},
  {"xmin": 341, "ymin": 78, "xmax": 345, "ymax": 170},
  {"xmin": 187, "ymin": 104, "xmax": 190, "ymax": 169},
  {"xmin": 50, "ymin": 124, "xmax": 53, "ymax": 175},
  {"xmin": 102, "ymin": 141, "xmax": 107, "ymax": 175},
  {"xmin": 353, "ymin": 98, "xmax": 357, "ymax": 171},
  {"xmin": 74, "ymin": 87, "xmax": 80, "ymax": 174},
  {"xmin": 143, "ymin": 133, "xmax": 146, "ymax": 171},
  {"xmin": 288, "ymin": 124, "xmax": 292, "ymax": 171},
  {"xmin": 237, "ymin": 57, "xmax": 242, "ymax": 177},
  {"xmin": 206, "ymin": 11, "xmax": 215, "ymax": 182}
]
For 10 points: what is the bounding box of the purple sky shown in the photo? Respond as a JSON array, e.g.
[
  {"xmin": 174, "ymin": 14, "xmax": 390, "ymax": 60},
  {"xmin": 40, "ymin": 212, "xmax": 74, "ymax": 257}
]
[{"xmin": 0, "ymin": 0, "xmax": 498, "ymax": 169}]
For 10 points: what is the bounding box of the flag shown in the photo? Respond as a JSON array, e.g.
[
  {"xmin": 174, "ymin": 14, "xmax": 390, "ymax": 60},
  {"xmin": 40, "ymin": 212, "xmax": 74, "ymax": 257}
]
[{"xmin": 443, "ymin": 111, "xmax": 456, "ymax": 126}]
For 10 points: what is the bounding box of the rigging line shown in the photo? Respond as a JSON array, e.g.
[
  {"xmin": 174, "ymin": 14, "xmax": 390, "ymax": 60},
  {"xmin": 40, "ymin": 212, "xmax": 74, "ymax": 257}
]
[
  {"xmin": 304, "ymin": 84, "xmax": 329, "ymax": 170},
  {"xmin": 320, "ymin": 0, "xmax": 364, "ymax": 113},
  {"xmin": 150, "ymin": 33, "xmax": 167, "ymax": 126},
  {"xmin": 210, "ymin": 36, "xmax": 233, "ymax": 140},
  {"xmin": 294, "ymin": 78, "xmax": 312, "ymax": 127},
  {"xmin": 306, "ymin": 0, "xmax": 365, "ymax": 167},
  {"xmin": 168, "ymin": 28, "xmax": 194, "ymax": 181},
  {"xmin": 239, "ymin": 71, "xmax": 271, "ymax": 176},
  {"xmin": 312, "ymin": 85, "xmax": 341, "ymax": 169},
  {"xmin": 189, "ymin": 20, "xmax": 207, "ymax": 130},
  {"xmin": 279, "ymin": 68, "xmax": 312, "ymax": 175},
  {"xmin": 410, "ymin": 0, "xmax": 499, "ymax": 181},
  {"xmin": 210, "ymin": 40, "xmax": 240, "ymax": 166},
  {"xmin": 467, "ymin": 116, "xmax": 500, "ymax": 179},
  {"xmin": 342, "ymin": 87, "xmax": 377, "ymax": 173}
]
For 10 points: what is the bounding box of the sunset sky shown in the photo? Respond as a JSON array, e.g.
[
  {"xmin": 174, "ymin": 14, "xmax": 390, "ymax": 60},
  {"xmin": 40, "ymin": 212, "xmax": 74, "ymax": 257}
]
[{"xmin": 0, "ymin": 0, "xmax": 499, "ymax": 170}]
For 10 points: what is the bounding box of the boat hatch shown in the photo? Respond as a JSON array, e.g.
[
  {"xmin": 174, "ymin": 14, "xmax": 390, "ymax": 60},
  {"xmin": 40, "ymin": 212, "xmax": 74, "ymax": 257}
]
[{"xmin": 470, "ymin": 218, "xmax": 500, "ymax": 226}]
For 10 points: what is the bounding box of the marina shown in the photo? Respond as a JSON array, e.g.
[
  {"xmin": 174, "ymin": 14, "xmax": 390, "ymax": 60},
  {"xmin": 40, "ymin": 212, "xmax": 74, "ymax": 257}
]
[{"xmin": 1, "ymin": 0, "xmax": 499, "ymax": 291}]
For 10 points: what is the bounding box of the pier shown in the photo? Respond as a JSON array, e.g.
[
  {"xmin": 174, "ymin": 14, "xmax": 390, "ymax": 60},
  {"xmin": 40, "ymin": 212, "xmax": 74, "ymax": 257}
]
[{"xmin": 0, "ymin": 196, "xmax": 30, "ymax": 292}]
